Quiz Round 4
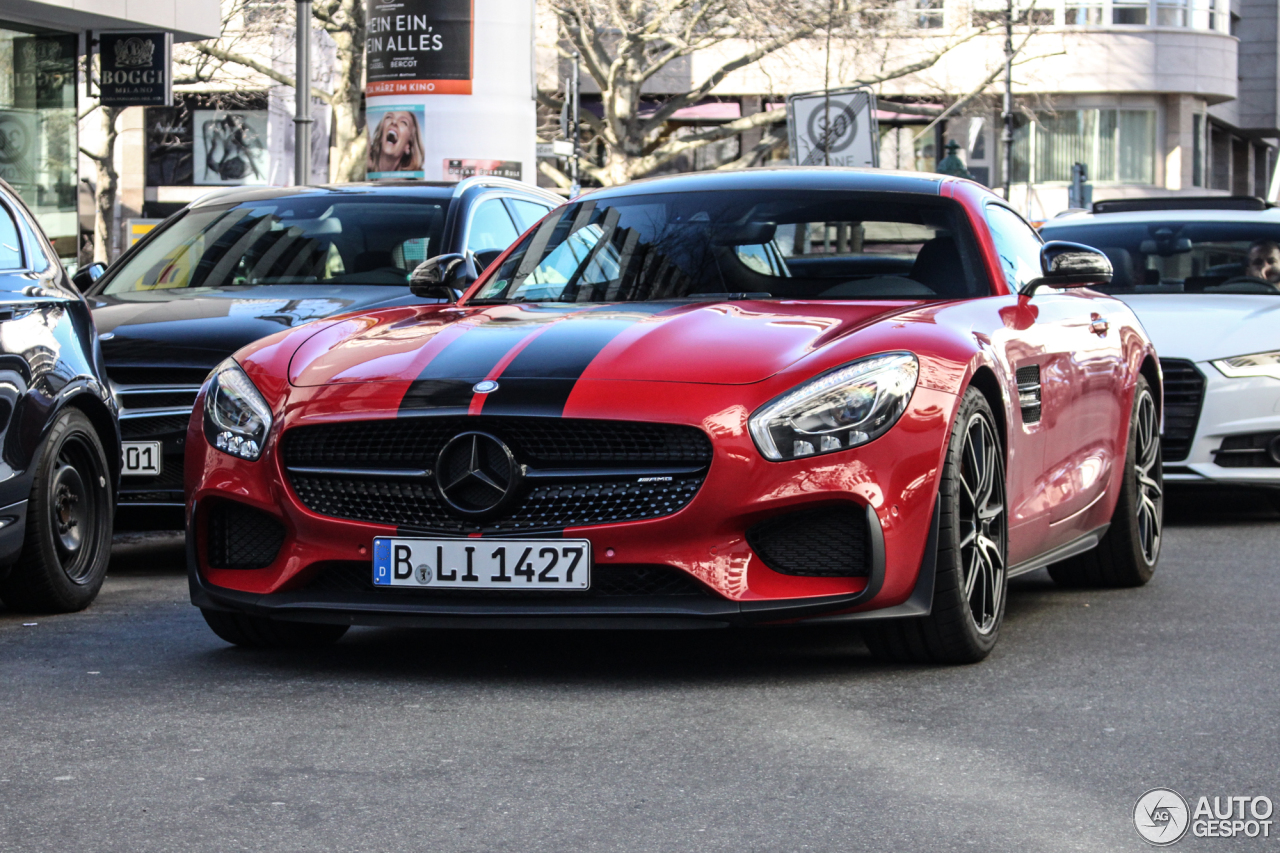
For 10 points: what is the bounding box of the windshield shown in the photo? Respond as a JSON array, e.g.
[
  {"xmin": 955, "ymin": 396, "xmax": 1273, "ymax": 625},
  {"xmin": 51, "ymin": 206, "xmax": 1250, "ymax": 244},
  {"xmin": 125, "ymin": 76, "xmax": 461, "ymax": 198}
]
[
  {"xmin": 1039, "ymin": 220, "xmax": 1280, "ymax": 295},
  {"xmin": 102, "ymin": 196, "xmax": 447, "ymax": 294},
  {"xmin": 471, "ymin": 190, "xmax": 986, "ymax": 304}
]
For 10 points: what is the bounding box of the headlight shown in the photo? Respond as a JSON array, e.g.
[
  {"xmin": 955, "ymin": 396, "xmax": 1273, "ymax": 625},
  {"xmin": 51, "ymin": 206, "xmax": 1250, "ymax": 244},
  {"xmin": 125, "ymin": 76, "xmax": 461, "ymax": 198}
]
[
  {"xmin": 204, "ymin": 359, "xmax": 272, "ymax": 460},
  {"xmin": 749, "ymin": 352, "xmax": 918, "ymax": 461},
  {"xmin": 1212, "ymin": 351, "xmax": 1280, "ymax": 380}
]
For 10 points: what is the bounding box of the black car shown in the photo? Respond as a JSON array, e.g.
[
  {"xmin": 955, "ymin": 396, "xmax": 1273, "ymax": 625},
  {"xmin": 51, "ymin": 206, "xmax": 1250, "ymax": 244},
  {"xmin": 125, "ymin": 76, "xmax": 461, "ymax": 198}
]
[
  {"xmin": 79, "ymin": 177, "xmax": 562, "ymax": 529},
  {"xmin": 0, "ymin": 180, "xmax": 119, "ymax": 613}
]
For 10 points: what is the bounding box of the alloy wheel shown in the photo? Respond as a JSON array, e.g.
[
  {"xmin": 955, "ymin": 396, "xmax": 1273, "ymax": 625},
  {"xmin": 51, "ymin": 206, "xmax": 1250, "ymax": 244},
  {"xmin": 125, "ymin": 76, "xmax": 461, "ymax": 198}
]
[
  {"xmin": 957, "ymin": 412, "xmax": 1006, "ymax": 635},
  {"xmin": 1133, "ymin": 389, "xmax": 1163, "ymax": 565}
]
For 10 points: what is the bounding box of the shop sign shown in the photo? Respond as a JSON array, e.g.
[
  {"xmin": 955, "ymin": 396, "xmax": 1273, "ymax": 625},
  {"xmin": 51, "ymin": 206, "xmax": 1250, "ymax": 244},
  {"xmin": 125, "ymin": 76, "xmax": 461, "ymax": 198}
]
[
  {"xmin": 13, "ymin": 34, "xmax": 78, "ymax": 110},
  {"xmin": 366, "ymin": 0, "xmax": 473, "ymax": 95},
  {"xmin": 100, "ymin": 32, "xmax": 173, "ymax": 107}
]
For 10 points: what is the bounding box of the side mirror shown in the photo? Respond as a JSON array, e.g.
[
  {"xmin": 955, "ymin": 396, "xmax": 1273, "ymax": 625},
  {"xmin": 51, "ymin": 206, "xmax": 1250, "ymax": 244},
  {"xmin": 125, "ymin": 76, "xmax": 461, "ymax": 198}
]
[
  {"xmin": 71, "ymin": 262, "xmax": 106, "ymax": 292},
  {"xmin": 409, "ymin": 253, "xmax": 476, "ymax": 301},
  {"xmin": 1020, "ymin": 241, "xmax": 1113, "ymax": 296}
]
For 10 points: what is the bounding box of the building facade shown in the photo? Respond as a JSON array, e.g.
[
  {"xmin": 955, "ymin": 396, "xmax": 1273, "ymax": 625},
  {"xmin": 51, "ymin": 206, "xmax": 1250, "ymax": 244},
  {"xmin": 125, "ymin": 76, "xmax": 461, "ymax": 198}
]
[
  {"xmin": 539, "ymin": 0, "xmax": 1280, "ymax": 219},
  {"xmin": 0, "ymin": 0, "xmax": 219, "ymax": 258}
]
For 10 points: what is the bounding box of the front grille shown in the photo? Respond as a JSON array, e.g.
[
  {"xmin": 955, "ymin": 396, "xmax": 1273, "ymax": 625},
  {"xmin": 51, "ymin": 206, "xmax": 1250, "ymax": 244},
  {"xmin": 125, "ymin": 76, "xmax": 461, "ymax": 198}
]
[
  {"xmin": 283, "ymin": 417, "xmax": 712, "ymax": 468},
  {"xmin": 116, "ymin": 389, "xmax": 200, "ymax": 410},
  {"xmin": 1159, "ymin": 358, "xmax": 1205, "ymax": 462},
  {"xmin": 205, "ymin": 501, "xmax": 286, "ymax": 570},
  {"xmin": 304, "ymin": 561, "xmax": 713, "ymax": 598},
  {"xmin": 289, "ymin": 473, "xmax": 704, "ymax": 534},
  {"xmin": 121, "ymin": 413, "xmax": 193, "ymax": 439},
  {"xmin": 747, "ymin": 505, "xmax": 871, "ymax": 577},
  {"xmin": 283, "ymin": 417, "xmax": 712, "ymax": 533},
  {"xmin": 1214, "ymin": 433, "xmax": 1280, "ymax": 468}
]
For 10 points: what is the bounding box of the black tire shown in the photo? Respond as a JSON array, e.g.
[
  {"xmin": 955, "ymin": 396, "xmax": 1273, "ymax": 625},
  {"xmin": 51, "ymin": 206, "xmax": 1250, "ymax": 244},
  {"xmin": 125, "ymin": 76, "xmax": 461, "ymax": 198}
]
[
  {"xmin": 0, "ymin": 409, "xmax": 113, "ymax": 613},
  {"xmin": 201, "ymin": 608, "xmax": 349, "ymax": 649},
  {"xmin": 862, "ymin": 387, "xmax": 1008, "ymax": 664},
  {"xmin": 1048, "ymin": 376, "xmax": 1162, "ymax": 588}
]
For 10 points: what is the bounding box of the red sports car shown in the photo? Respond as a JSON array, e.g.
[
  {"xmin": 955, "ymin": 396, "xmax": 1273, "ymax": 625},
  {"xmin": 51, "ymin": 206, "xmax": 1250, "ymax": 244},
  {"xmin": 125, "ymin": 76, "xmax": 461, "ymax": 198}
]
[{"xmin": 186, "ymin": 169, "xmax": 1163, "ymax": 663}]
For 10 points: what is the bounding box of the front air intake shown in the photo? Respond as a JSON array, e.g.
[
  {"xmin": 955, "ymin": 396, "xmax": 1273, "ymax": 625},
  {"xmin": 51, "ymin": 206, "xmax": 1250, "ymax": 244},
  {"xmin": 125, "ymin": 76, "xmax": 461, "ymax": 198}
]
[
  {"xmin": 747, "ymin": 505, "xmax": 872, "ymax": 578},
  {"xmin": 205, "ymin": 501, "xmax": 286, "ymax": 570}
]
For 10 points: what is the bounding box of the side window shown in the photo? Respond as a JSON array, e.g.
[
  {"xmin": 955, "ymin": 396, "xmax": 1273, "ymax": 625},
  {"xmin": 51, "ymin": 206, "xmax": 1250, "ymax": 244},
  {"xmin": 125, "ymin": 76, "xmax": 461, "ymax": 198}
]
[
  {"xmin": 507, "ymin": 198, "xmax": 553, "ymax": 232},
  {"xmin": 986, "ymin": 204, "xmax": 1043, "ymax": 291},
  {"xmin": 0, "ymin": 204, "xmax": 24, "ymax": 270},
  {"xmin": 466, "ymin": 198, "xmax": 520, "ymax": 254}
]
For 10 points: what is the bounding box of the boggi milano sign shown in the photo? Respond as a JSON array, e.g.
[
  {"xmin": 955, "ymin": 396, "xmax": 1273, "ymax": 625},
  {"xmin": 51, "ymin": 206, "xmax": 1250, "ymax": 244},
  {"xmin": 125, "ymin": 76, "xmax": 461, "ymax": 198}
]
[
  {"xmin": 99, "ymin": 32, "xmax": 173, "ymax": 107},
  {"xmin": 364, "ymin": 0, "xmax": 534, "ymax": 182}
]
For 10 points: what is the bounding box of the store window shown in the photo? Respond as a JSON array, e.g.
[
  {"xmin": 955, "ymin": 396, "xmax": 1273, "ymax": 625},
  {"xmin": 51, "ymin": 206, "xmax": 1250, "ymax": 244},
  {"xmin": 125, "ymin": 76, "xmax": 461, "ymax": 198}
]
[
  {"xmin": 0, "ymin": 25, "xmax": 78, "ymax": 259},
  {"xmin": 1012, "ymin": 109, "xmax": 1157, "ymax": 185}
]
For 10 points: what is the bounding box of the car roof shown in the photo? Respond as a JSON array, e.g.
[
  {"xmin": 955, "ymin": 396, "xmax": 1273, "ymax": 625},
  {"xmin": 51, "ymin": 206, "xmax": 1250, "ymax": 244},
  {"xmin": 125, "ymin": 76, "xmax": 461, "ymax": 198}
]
[
  {"xmin": 583, "ymin": 166, "xmax": 975, "ymax": 200},
  {"xmin": 189, "ymin": 177, "xmax": 561, "ymax": 209},
  {"xmin": 1042, "ymin": 207, "xmax": 1280, "ymax": 229}
]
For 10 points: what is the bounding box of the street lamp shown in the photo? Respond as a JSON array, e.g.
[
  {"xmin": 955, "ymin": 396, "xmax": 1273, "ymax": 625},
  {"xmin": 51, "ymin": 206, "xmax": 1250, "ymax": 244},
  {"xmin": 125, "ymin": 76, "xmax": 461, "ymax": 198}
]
[{"xmin": 294, "ymin": 0, "xmax": 312, "ymax": 185}]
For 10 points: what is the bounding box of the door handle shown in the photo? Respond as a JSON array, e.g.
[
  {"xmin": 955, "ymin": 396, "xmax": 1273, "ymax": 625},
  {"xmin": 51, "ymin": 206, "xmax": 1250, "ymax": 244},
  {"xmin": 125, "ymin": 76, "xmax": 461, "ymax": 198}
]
[{"xmin": 1090, "ymin": 314, "xmax": 1109, "ymax": 336}]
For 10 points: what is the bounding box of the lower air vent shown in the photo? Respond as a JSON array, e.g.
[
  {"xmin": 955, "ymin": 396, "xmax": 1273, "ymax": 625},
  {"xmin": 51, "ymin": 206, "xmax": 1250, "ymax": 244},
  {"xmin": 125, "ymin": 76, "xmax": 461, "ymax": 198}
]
[
  {"xmin": 1015, "ymin": 365, "xmax": 1041, "ymax": 424},
  {"xmin": 747, "ymin": 505, "xmax": 871, "ymax": 578},
  {"xmin": 205, "ymin": 501, "xmax": 286, "ymax": 570}
]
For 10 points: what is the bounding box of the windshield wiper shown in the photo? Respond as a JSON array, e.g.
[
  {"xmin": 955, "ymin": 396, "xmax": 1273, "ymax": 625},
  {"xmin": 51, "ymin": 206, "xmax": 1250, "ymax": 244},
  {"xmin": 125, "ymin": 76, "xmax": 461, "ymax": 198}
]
[{"xmin": 674, "ymin": 292, "xmax": 773, "ymax": 301}]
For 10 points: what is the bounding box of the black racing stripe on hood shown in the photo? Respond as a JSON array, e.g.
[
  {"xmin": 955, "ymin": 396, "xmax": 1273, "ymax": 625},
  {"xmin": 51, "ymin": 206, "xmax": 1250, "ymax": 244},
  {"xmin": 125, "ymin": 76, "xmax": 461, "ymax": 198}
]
[
  {"xmin": 480, "ymin": 304, "xmax": 671, "ymax": 417},
  {"xmin": 399, "ymin": 310, "xmax": 572, "ymax": 412}
]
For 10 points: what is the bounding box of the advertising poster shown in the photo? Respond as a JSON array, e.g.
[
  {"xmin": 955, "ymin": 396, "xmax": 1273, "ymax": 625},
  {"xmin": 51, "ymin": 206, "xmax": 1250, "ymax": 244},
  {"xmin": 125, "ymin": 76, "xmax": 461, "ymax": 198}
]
[
  {"xmin": 366, "ymin": 0, "xmax": 473, "ymax": 96},
  {"xmin": 367, "ymin": 104, "xmax": 427, "ymax": 179},
  {"xmin": 192, "ymin": 110, "xmax": 268, "ymax": 185}
]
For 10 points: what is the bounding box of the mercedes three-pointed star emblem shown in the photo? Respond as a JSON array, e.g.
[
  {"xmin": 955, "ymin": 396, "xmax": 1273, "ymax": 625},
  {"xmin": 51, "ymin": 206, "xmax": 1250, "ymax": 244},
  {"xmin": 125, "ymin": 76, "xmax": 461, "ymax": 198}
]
[{"xmin": 435, "ymin": 431, "xmax": 520, "ymax": 516}]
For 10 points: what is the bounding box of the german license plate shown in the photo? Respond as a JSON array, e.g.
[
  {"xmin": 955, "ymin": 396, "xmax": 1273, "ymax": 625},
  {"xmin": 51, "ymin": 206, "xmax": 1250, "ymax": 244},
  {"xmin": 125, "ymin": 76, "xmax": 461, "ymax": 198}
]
[
  {"xmin": 372, "ymin": 537, "xmax": 591, "ymax": 590},
  {"xmin": 122, "ymin": 441, "xmax": 162, "ymax": 476}
]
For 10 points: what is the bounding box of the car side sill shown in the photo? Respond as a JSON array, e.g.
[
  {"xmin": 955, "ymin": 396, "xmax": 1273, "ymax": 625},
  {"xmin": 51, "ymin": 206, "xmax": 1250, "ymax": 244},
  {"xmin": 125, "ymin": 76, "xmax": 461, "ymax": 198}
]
[{"xmin": 1006, "ymin": 524, "xmax": 1110, "ymax": 578}]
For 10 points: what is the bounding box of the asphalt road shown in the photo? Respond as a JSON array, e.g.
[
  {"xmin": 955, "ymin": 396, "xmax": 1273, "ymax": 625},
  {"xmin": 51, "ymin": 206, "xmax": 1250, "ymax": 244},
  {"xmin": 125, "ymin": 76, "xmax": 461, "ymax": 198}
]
[{"xmin": 1, "ymin": 490, "xmax": 1278, "ymax": 852}]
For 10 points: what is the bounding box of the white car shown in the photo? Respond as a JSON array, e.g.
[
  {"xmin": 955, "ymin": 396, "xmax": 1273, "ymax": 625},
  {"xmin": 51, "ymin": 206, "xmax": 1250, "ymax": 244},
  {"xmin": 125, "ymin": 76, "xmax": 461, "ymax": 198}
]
[{"xmin": 1042, "ymin": 199, "xmax": 1280, "ymax": 489}]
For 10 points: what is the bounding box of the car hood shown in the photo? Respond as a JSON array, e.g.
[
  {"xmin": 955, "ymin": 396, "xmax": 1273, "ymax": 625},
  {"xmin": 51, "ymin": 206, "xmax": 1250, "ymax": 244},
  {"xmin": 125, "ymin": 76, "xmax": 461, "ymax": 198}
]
[
  {"xmin": 1114, "ymin": 294, "xmax": 1280, "ymax": 362},
  {"xmin": 288, "ymin": 299, "xmax": 919, "ymax": 387},
  {"xmin": 90, "ymin": 284, "xmax": 417, "ymax": 371}
]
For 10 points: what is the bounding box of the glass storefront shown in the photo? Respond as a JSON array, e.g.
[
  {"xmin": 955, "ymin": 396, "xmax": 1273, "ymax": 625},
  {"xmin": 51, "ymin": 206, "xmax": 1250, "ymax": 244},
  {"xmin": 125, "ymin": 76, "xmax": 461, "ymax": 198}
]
[{"xmin": 0, "ymin": 23, "xmax": 78, "ymax": 258}]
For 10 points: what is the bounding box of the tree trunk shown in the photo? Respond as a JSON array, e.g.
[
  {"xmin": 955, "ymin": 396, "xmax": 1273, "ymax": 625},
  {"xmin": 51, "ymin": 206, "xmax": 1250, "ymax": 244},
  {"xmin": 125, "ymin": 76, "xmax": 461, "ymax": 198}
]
[
  {"xmin": 325, "ymin": 9, "xmax": 367, "ymax": 183},
  {"xmin": 90, "ymin": 107, "xmax": 122, "ymax": 265}
]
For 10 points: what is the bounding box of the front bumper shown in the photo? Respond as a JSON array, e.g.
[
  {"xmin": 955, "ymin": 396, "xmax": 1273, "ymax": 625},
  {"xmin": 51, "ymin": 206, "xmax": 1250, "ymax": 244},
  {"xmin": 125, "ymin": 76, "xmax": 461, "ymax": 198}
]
[
  {"xmin": 1164, "ymin": 365, "xmax": 1280, "ymax": 487},
  {"xmin": 186, "ymin": 379, "xmax": 956, "ymax": 627}
]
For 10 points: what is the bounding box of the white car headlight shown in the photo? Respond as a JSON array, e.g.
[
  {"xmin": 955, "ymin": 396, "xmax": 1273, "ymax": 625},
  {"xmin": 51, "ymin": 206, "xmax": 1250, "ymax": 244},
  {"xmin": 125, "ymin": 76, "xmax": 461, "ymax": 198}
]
[
  {"xmin": 204, "ymin": 359, "xmax": 273, "ymax": 460},
  {"xmin": 1212, "ymin": 351, "xmax": 1280, "ymax": 380},
  {"xmin": 749, "ymin": 352, "xmax": 918, "ymax": 461}
]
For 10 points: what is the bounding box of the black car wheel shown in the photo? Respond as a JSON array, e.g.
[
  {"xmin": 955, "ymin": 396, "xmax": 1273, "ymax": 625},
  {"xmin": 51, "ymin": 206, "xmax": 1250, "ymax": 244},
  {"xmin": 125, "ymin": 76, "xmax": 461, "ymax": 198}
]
[
  {"xmin": 0, "ymin": 409, "xmax": 113, "ymax": 613},
  {"xmin": 201, "ymin": 609, "xmax": 349, "ymax": 649},
  {"xmin": 1049, "ymin": 376, "xmax": 1162, "ymax": 587},
  {"xmin": 862, "ymin": 387, "xmax": 1008, "ymax": 664}
]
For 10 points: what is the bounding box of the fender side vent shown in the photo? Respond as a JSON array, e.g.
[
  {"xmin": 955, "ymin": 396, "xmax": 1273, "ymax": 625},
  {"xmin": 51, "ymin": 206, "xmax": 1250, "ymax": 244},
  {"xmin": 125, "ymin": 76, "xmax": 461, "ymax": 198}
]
[{"xmin": 1016, "ymin": 365, "xmax": 1041, "ymax": 424}]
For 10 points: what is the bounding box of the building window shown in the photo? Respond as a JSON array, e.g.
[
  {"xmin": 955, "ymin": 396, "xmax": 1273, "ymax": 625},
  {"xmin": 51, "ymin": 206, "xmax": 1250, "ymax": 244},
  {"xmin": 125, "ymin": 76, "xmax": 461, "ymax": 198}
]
[
  {"xmin": 0, "ymin": 25, "xmax": 78, "ymax": 258},
  {"xmin": 970, "ymin": 2, "xmax": 1054, "ymax": 27},
  {"xmin": 1064, "ymin": 5, "xmax": 1104, "ymax": 24},
  {"xmin": 1192, "ymin": 113, "xmax": 1203, "ymax": 188},
  {"xmin": 913, "ymin": 0, "xmax": 944, "ymax": 29},
  {"xmin": 1156, "ymin": 0, "xmax": 1188, "ymax": 26},
  {"xmin": 1112, "ymin": 0, "xmax": 1148, "ymax": 24},
  {"xmin": 1013, "ymin": 109, "xmax": 1157, "ymax": 185}
]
